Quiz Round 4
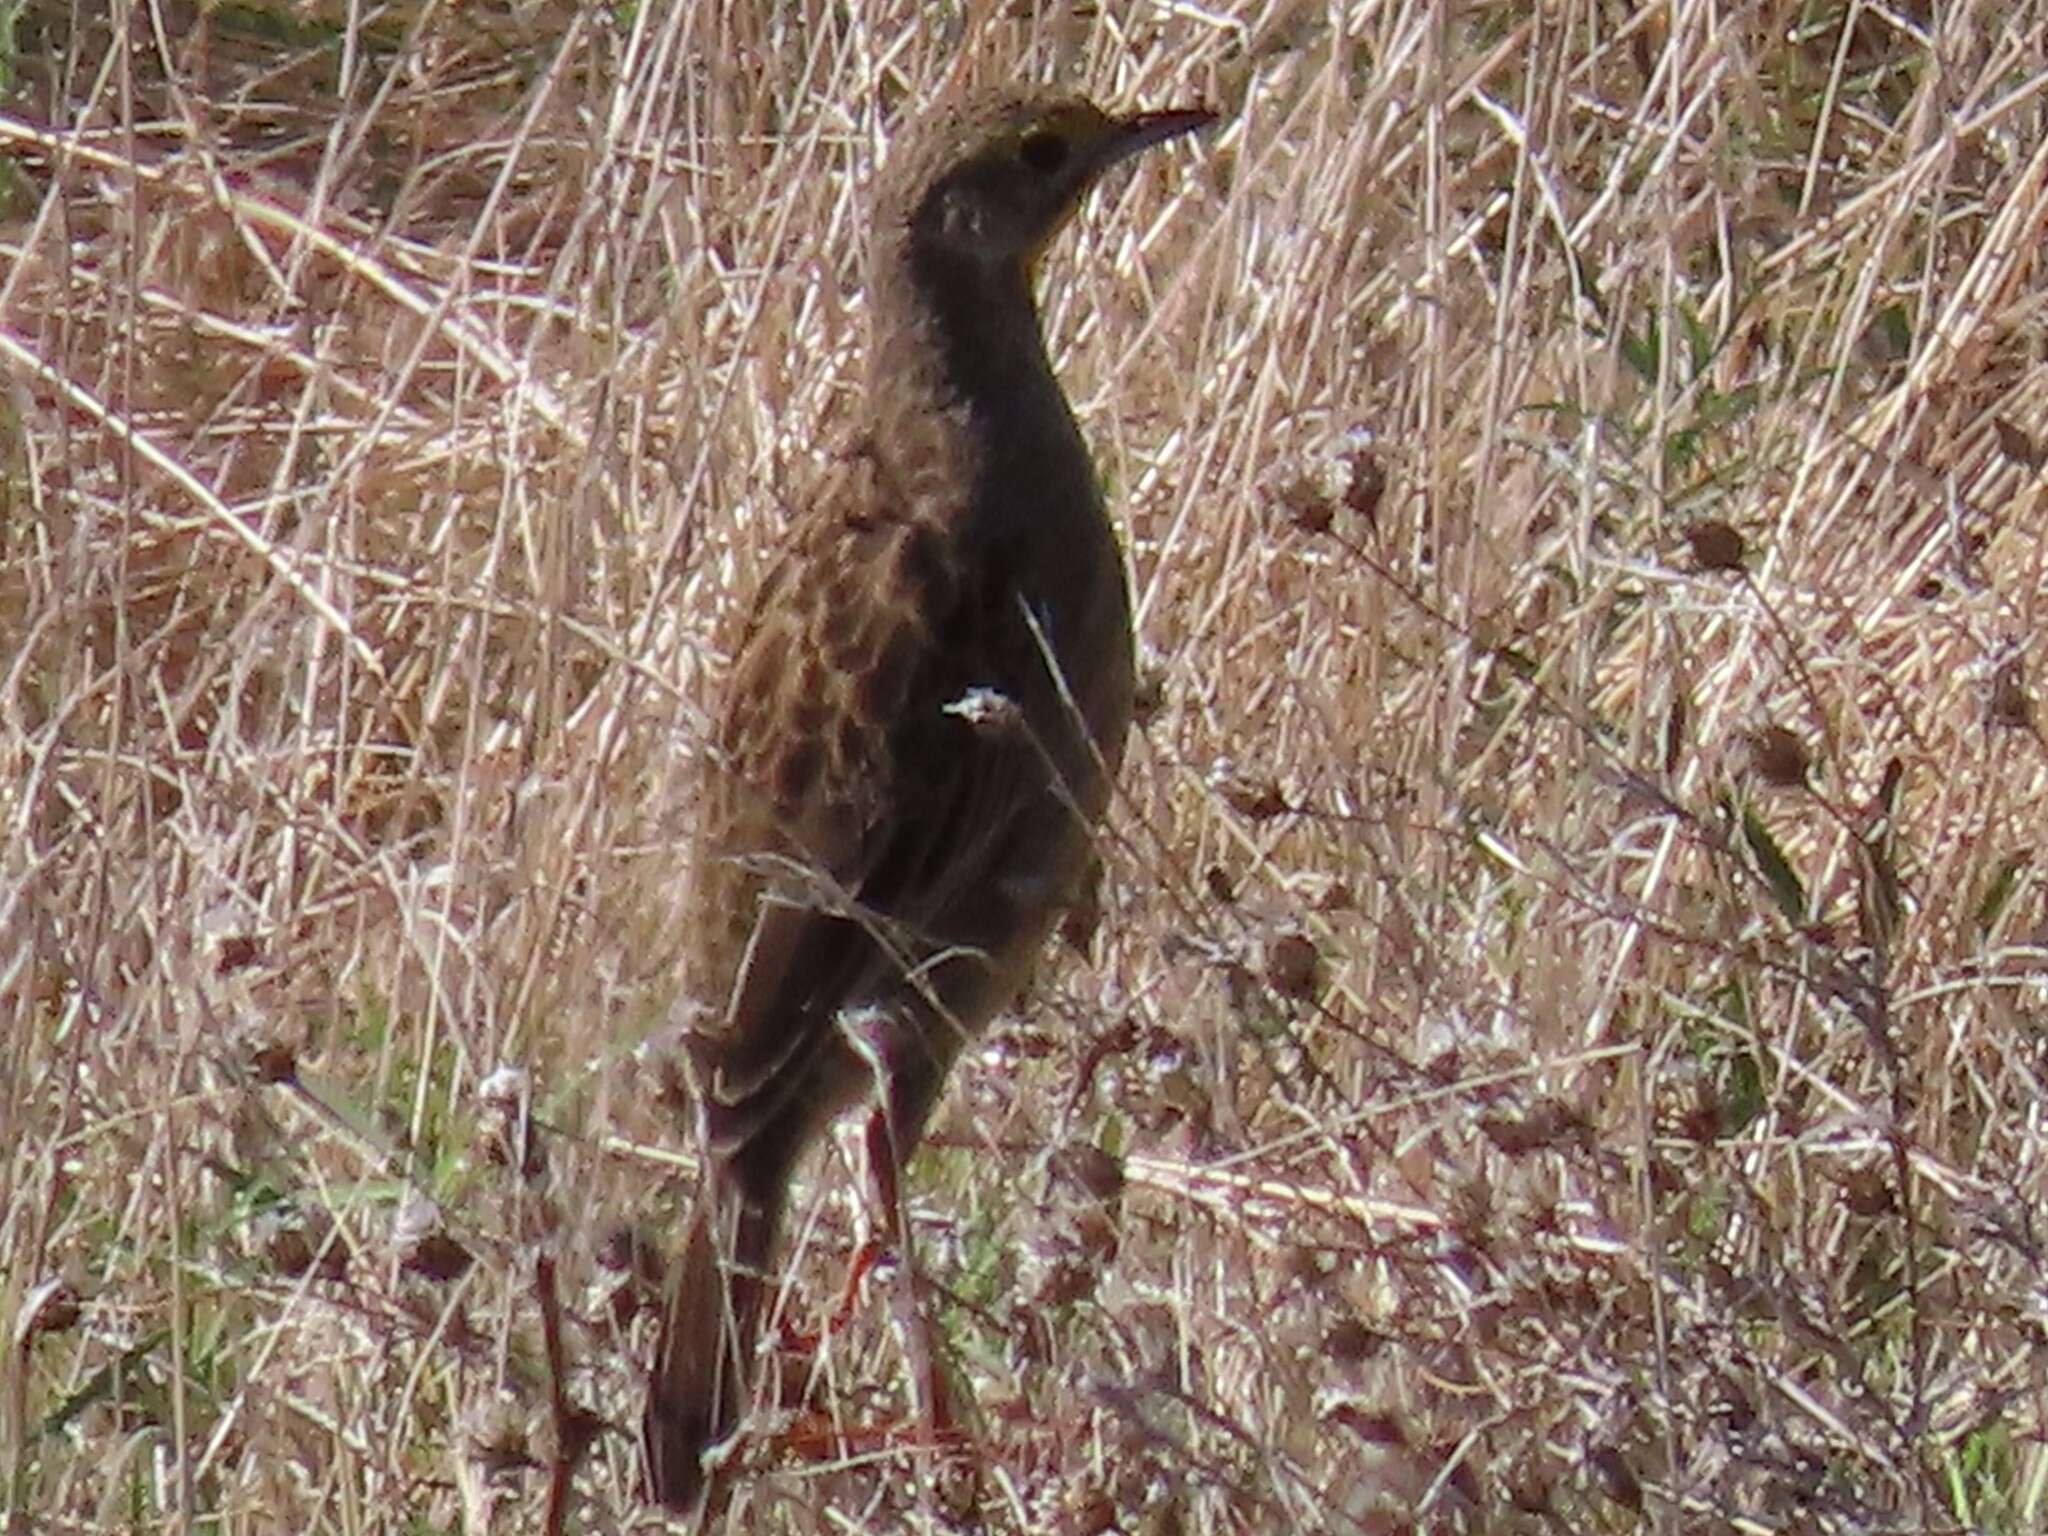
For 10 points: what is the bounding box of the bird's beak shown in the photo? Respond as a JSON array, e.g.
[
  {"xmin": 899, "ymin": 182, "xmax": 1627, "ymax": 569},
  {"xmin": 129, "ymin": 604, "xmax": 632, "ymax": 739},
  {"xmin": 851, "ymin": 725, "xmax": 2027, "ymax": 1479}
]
[
  {"xmin": 1026, "ymin": 105, "xmax": 1214, "ymax": 274},
  {"xmin": 1094, "ymin": 107, "xmax": 1218, "ymax": 173}
]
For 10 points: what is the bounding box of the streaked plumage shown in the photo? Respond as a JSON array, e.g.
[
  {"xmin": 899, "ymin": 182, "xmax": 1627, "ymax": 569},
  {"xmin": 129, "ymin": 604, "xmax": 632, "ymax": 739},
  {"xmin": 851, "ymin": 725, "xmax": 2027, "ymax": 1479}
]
[{"xmin": 644, "ymin": 85, "xmax": 1212, "ymax": 1514}]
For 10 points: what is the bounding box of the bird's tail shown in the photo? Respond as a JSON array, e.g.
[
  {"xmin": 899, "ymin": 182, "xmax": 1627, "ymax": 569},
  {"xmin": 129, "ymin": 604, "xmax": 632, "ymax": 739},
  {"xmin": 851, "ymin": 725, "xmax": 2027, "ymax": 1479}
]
[{"xmin": 643, "ymin": 1168, "xmax": 780, "ymax": 1512}]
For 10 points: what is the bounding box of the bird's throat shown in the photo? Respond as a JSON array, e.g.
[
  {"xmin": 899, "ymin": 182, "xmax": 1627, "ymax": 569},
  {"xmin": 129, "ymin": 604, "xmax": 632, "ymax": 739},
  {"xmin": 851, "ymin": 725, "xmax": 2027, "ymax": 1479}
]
[{"xmin": 896, "ymin": 244, "xmax": 1097, "ymax": 545}]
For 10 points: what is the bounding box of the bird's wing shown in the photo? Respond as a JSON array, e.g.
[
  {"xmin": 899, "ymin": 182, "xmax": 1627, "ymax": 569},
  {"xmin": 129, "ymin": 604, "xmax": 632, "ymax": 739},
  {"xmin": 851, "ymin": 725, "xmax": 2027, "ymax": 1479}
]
[{"xmin": 688, "ymin": 470, "xmax": 1081, "ymax": 1151}]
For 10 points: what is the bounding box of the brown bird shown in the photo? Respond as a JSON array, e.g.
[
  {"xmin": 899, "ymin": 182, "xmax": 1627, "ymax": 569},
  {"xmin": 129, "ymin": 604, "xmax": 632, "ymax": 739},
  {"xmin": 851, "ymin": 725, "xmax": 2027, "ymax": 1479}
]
[{"xmin": 643, "ymin": 85, "xmax": 1213, "ymax": 1513}]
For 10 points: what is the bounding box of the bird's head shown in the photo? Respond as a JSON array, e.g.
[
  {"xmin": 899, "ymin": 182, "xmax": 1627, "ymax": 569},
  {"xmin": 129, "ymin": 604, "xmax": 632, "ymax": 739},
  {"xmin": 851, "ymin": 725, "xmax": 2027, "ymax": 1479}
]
[{"xmin": 887, "ymin": 89, "xmax": 1214, "ymax": 277}]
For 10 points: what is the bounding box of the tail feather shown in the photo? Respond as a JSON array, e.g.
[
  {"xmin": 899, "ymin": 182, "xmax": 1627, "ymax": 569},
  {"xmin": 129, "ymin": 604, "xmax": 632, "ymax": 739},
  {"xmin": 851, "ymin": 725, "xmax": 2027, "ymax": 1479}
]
[{"xmin": 643, "ymin": 1172, "xmax": 779, "ymax": 1512}]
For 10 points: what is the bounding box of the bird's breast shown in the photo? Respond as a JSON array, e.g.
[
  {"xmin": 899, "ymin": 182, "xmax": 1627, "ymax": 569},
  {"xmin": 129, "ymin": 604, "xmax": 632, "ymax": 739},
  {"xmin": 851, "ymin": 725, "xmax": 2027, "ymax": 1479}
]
[{"xmin": 967, "ymin": 455, "xmax": 1135, "ymax": 801}]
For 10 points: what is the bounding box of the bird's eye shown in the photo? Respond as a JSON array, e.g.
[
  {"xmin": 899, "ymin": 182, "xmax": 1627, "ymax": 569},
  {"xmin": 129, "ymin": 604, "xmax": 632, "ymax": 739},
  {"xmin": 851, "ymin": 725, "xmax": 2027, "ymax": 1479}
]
[{"xmin": 1019, "ymin": 130, "xmax": 1069, "ymax": 175}]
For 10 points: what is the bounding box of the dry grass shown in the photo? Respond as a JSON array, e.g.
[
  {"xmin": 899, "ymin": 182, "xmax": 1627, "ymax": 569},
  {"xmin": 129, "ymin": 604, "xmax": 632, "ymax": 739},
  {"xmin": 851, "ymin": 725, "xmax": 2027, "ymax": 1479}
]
[{"xmin": 7, "ymin": 1, "xmax": 2048, "ymax": 1530}]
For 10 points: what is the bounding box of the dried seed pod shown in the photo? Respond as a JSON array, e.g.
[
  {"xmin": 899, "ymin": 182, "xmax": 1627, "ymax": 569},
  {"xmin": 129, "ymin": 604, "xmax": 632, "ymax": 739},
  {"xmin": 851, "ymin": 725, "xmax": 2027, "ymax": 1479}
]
[
  {"xmin": 1588, "ymin": 1446, "xmax": 1643, "ymax": 1513},
  {"xmin": 1278, "ymin": 423, "xmax": 1386, "ymax": 536},
  {"xmin": 266, "ymin": 1226, "xmax": 315, "ymax": 1280},
  {"xmin": 1341, "ymin": 441, "xmax": 1386, "ymax": 527},
  {"xmin": 1209, "ymin": 761, "xmax": 1289, "ymax": 820},
  {"xmin": 215, "ymin": 934, "xmax": 259, "ymax": 974},
  {"xmin": 1322, "ymin": 1317, "xmax": 1381, "ymax": 1363},
  {"xmin": 266, "ymin": 1208, "xmax": 346, "ymax": 1282},
  {"xmin": 1263, "ymin": 931, "xmax": 1321, "ymax": 999},
  {"xmin": 467, "ymin": 1396, "xmax": 539, "ymax": 1476},
  {"xmin": 404, "ymin": 1231, "xmax": 474, "ymax": 1282},
  {"xmin": 1326, "ymin": 1404, "xmax": 1404, "ymax": 1444},
  {"xmin": 248, "ymin": 1041, "xmax": 299, "ymax": 1085},
  {"xmin": 1835, "ymin": 1165, "xmax": 1894, "ymax": 1217},
  {"xmin": 394, "ymin": 1196, "xmax": 473, "ymax": 1282},
  {"xmin": 1685, "ymin": 519, "xmax": 1746, "ymax": 572},
  {"xmin": 1747, "ymin": 724, "xmax": 1809, "ymax": 788},
  {"xmin": 1994, "ymin": 416, "xmax": 2044, "ymax": 469},
  {"xmin": 14, "ymin": 1278, "xmax": 82, "ymax": 1347},
  {"xmin": 1274, "ymin": 470, "xmax": 1335, "ymax": 535},
  {"xmin": 1060, "ymin": 1488, "xmax": 1118, "ymax": 1536},
  {"xmin": 1067, "ymin": 1205, "xmax": 1120, "ymax": 1269},
  {"xmin": 1300, "ymin": 875, "xmax": 1354, "ymax": 910},
  {"xmin": 1049, "ymin": 1142, "xmax": 1125, "ymax": 1204},
  {"xmin": 1281, "ymin": 1245, "xmax": 1331, "ymax": 1287},
  {"xmin": 596, "ymin": 1223, "xmax": 658, "ymax": 1281},
  {"xmin": 1990, "ymin": 654, "xmax": 2032, "ymax": 729},
  {"xmin": 1663, "ymin": 687, "xmax": 1689, "ymax": 776},
  {"xmin": 476, "ymin": 1064, "xmax": 545, "ymax": 1180},
  {"xmin": 1030, "ymin": 1253, "xmax": 1095, "ymax": 1308}
]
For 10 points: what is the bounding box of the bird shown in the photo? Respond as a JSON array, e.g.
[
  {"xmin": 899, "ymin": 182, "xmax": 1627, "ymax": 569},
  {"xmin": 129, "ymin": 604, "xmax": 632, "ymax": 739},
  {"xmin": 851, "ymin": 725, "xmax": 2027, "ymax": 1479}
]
[{"xmin": 643, "ymin": 84, "xmax": 1214, "ymax": 1514}]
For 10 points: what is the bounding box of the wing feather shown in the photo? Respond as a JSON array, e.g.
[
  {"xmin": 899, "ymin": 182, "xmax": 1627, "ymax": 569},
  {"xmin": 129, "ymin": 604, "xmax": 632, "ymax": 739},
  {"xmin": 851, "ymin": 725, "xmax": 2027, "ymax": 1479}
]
[{"xmin": 686, "ymin": 465, "xmax": 1068, "ymax": 1153}]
